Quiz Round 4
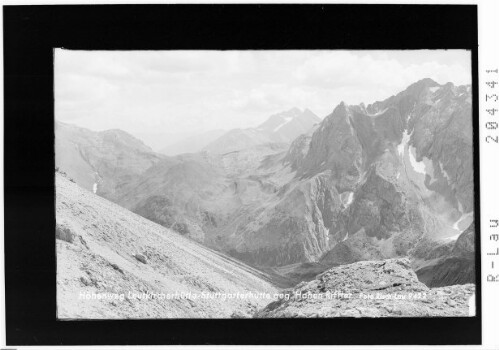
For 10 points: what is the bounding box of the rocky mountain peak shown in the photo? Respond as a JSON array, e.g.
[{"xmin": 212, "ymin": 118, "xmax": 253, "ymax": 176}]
[
  {"xmin": 277, "ymin": 78, "xmax": 473, "ymax": 277},
  {"xmin": 296, "ymin": 102, "xmax": 361, "ymax": 181},
  {"xmin": 405, "ymin": 77, "xmax": 439, "ymax": 93},
  {"xmin": 318, "ymin": 101, "xmax": 350, "ymax": 130},
  {"xmin": 257, "ymin": 107, "xmax": 317, "ymax": 131},
  {"xmin": 303, "ymin": 107, "xmax": 316, "ymax": 115},
  {"xmin": 205, "ymin": 108, "xmax": 319, "ymax": 154}
]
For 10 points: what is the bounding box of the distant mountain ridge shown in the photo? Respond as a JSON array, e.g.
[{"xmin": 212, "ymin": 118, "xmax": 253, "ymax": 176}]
[
  {"xmin": 203, "ymin": 107, "xmax": 321, "ymax": 154},
  {"xmin": 55, "ymin": 121, "xmax": 164, "ymax": 199},
  {"xmin": 160, "ymin": 129, "xmax": 227, "ymax": 156}
]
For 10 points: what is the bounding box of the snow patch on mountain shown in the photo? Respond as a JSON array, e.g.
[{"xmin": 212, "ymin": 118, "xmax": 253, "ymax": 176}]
[
  {"xmin": 369, "ymin": 107, "xmax": 389, "ymax": 117},
  {"xmin": 342, "ymin": 232, "xmax": 349, "ymax": 242},
  {"xmin": 340, "ymin": 191, "xmax": 354, "ymax": 208},
  {"xmin": 345, "ymin": 192, "xmax": 354, "ymax": 207},
  {"xmin": 273, "ymin": 117, "xmax": 293, "ymax": 132},
  {"xmin": 440, "ymin": 161, "xmax": 452, "ymax": 183},
  {"xmin": 453, "ymin": 212, "xmax": 474, "ymax": 231},
  {"xmin": 398, "ymin": 130, "xmax": 410, "ymax": 157},
  {"xmin": 409, "ymin": 146, "xmax": 427, "ymax": 175}
]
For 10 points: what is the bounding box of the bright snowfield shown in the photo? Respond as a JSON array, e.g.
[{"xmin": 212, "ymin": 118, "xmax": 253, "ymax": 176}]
[{"xmin": 56, "ymin": 173, "xmax": 277, "ymax": 319}]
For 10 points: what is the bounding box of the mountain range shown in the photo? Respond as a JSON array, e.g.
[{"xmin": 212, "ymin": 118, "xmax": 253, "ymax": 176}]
[
  {"xmin": 55, "ymin": 78, "xmax": 475, "ymax": 292},
  {"xmin": 202, "ymin": 108, "xmax": 321, "ymax": 154},
  {"xmin": 159, "ymin": 129, "xmax": 227, "ymax": 156},
  {"xmin": 55, "ymin": 122, "xmax": 164, "ymax": 197}
]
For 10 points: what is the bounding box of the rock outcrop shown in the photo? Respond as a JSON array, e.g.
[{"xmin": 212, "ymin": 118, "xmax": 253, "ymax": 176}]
[{"xmin": 255, "ymin": 258, "xmax": 475, "ymax": 318}]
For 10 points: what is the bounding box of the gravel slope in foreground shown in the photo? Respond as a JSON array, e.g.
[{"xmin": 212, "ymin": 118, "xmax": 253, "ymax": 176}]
[{"xmin": 56, "ymin": 173, "xmax": 277, "ymax": 319}]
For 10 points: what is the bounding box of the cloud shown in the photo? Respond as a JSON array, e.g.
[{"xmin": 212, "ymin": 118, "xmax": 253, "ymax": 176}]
[
  {"xmin": 293, "ymin": 51, "xmax": 470, "ymax": 93},
  {"xmin": 55, "ymin": 49, "xmax": 471, "ymax": 148}
]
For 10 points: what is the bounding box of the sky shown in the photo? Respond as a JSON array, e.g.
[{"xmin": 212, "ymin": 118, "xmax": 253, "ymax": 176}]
[{"xmin": 55, "ymin": 49, "xmax": 471, "ymax": 150}]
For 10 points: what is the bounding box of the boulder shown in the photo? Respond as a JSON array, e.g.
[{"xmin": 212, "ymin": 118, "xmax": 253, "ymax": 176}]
[
  {"xmin": 56, "ymin": 224, "xmax": 75, "ymax": 244},
  {"xmin": 134, "ymin": 253, "xmax": 148, "ymax": 264}
]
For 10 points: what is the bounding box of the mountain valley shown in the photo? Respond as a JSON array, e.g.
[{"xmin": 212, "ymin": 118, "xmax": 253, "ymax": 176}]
[{"xmin": 56, "ymin": 78, "xmax": 476, "ymax": 299}]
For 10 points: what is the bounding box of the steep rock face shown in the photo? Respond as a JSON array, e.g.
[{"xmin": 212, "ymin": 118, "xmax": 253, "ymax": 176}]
[
  {"xmin": 347, "ymin": 167, "xmax": 411, "ymax": 240},
  {"xmin": 295, "ymin": 79, "xmax": 473, "ymax": 273},
  {"xmin": 255, "ymin": 258, "xmax": 475, "ymax": 318},
  {"xmin": 228, "ymin": 171, "xmax": 343, "ymax": 266},
  {"xmin": 318, "ymin": 162, "xmax": 433, "ymax": 267},
  {"xmin": 55, "ymin": 122, "xmax": 163, "ymax": 198},
  {"xmin": 414, "ymin": 222, "xmax": 475, "ymax": 288},
  {"xmin": 283, "ymin": 133, "xmax": 314, "ymax": 170},
  {"xmin": 298, "ymin": 103, "xmax": 363, "ymax": 191},
  {"xmin": 409, "ymin": 83, "xmax": 473, "ymax": 214},
  {"xmin": 56, "ymin": 173, "xmax": 277, "ymax": 319}
]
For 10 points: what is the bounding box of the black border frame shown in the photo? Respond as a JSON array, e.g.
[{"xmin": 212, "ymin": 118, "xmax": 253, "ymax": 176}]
[{"xmin": 3, "ymin": 4, "xmax": 481, "ymax": 345}]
